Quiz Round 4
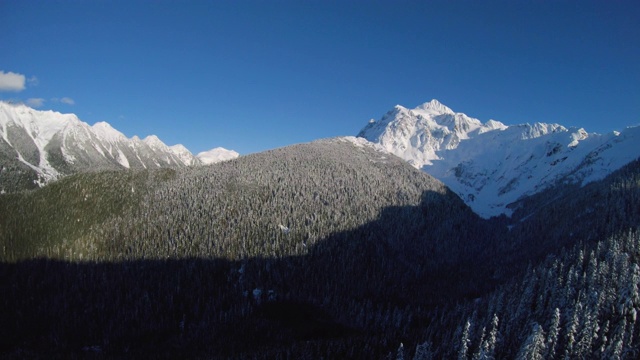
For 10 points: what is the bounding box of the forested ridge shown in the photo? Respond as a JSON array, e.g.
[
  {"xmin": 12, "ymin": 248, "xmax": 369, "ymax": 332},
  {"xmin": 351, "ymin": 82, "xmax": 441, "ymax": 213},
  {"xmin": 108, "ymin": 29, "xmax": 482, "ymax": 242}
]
[{"xmin": 0, "ymin": 138, "xmax": 638, "ymax": 358}]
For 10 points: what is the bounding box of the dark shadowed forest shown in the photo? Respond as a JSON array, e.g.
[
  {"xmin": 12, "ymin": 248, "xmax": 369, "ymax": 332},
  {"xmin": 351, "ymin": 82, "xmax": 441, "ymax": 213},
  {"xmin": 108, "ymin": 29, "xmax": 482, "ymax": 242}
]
[{"xmin": 1, "ymin": 139, "xmax": 639, "ymax": 359}]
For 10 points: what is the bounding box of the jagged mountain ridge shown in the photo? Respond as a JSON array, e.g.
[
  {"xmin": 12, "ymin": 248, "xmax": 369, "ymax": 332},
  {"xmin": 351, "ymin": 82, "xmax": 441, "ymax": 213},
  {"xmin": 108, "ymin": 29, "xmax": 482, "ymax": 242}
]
[
  {"xmin": 0, "ymin": 102, "xmax": 238, "ymax": 192},
  {"xmin": 358, "ymin": 99, "xmax": 640, "ymax": 218}
]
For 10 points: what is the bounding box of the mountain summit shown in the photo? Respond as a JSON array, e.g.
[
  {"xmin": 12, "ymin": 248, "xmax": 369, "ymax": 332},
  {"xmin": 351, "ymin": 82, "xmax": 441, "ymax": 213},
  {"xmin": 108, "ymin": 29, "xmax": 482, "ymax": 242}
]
[
  {"xmin": 0, "ymin": 102, "xmax": 238, "ymax": 192},
  {"xmin": 358, "ymin": 99, "xmax": 506, "ymax": 168},
  {"xmin": 197, "ymin": 147, "xmax": 241, "ymax": 165},
  {"xmin": 414, "ymin": 99, "xmax": 455, "ymax": 115},
  {"xmin": 358, "ymin": 99, "xmax": 640, "ymax": 217}
]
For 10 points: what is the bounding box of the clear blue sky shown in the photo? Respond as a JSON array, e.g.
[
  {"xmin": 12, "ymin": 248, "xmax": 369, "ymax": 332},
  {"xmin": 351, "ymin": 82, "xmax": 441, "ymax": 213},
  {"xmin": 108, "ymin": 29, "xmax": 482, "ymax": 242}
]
[{"xmin": 1, "ymin": 0, "xmax": 639, "ymax": 155}]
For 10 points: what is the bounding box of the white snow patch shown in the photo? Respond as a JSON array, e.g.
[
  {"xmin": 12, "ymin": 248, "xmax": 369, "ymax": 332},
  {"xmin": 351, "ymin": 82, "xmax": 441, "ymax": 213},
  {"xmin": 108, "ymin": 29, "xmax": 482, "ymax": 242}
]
[
  {"xmin": 278, "ymin": 224, "xmax": 290, "ymax": 234},
  {"xmin": 116, "ymin": 148, "xmax": 130, "ymax": 168}
]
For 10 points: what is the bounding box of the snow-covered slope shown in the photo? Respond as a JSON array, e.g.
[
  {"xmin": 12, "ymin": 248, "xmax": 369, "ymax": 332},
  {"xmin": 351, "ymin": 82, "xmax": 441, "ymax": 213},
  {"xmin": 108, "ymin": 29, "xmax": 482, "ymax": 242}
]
[
  {"xmin": 196, "ymin": 147, "xmax": 240, "ymax": 165},
  {"xmin": 0, "ymin": 102, "xmax": 236, "ymax": 192},
  {"xmin": 358, "ymin": 99, "xmax": 640, "ymax": 218}
]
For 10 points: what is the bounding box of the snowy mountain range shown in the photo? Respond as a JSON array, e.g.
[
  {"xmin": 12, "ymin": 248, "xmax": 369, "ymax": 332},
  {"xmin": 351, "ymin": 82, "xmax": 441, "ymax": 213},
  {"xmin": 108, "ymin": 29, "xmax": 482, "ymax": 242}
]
[
  {"xmin": 4, "ymin": 99, "xmax": 638, "ymax": 220},
  {"xmin": 0, "ymin": 102, "xmax": 238, "ymax": 192},
  {"xmin": 358, "ymin": 99, "xmax": 640, "ymax": 218}
]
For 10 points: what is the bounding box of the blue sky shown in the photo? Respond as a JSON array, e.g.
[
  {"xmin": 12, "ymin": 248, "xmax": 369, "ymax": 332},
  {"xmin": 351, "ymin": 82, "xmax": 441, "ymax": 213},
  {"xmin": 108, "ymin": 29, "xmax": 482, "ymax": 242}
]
[{"xmin": 1, "ymin": 0, "xmax": 639, "ymax": 155}]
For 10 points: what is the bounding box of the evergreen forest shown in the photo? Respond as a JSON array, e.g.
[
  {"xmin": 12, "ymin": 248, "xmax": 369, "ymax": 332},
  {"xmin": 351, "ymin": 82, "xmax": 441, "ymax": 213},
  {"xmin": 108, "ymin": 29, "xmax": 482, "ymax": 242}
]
[{"xmin": 1, "ymin": 138, "xmax": 639, "ymax": 359}]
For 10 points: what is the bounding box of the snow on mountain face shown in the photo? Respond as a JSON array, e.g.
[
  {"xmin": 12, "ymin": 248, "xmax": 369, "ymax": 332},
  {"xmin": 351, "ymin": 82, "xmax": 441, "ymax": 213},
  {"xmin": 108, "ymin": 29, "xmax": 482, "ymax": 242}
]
[
  {"xmin": 358, "ymin": 99, "xmax": 508, "ymax": 168},
  {"xmin": 358, "ymin": 99, "xmax": 640, "ymax": 218},
  {"xmin": 91, "ymin": 121, "xmax": 127, "ymax": 143},
  {"xmin": 196, "ymin": 147, "xmax": 240, "ymax": 165},
  {"xmin": 170, "ymin": 144, "xmax": 201, "ymax": 166},
  {"xmin": 0, "ymin": 102, "xmax": 235, "ymax": 191}
]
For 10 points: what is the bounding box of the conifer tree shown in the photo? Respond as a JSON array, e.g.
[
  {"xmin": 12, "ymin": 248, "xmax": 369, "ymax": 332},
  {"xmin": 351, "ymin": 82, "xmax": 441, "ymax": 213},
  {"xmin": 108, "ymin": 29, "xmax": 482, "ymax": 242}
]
[
  {"xmin": 545, "ymin": 308, "xmax": 561, "ymax": 359},
  {"xmin": 458, "ymin": 320, "xmax": 472, "ymax": 360},
  {"xmin": 516, "ymin": 323, "xmax": 546, "ymax": 360}
]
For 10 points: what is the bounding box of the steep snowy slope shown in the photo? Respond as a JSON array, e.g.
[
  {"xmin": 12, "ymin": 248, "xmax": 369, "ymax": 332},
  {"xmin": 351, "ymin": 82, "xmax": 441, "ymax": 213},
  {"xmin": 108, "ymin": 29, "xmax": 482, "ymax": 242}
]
[
  {"xmin": 358, "ymin": 99, "xmax": 640, "ymax": 217},
  {"xmin": 0, "ymin": 102, "xmax": 236, "ymax": 192}
]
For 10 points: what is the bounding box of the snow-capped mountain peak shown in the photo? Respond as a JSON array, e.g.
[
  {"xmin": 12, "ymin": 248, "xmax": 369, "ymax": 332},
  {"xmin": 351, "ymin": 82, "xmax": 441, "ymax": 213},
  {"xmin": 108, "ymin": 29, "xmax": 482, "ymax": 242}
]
[
  {"xmin": 142, "ymin": 135, "xmax": 166, "ymax": 149},
  {"xmin": 0, "ymin": 102, "xmax": 79, "ymax": 147},
  {"xmin": 413, "ymin": 99, "xmax": 455, "ymax": 116},
  {"xmin": 358, "ymin": 99, "xmax": 501, "ymax": 168},
  {"xmin": 169, "ymin": 143, "xmax": 190, "ymax": 154},
  {"xmin": 479, "ymin": 119, "xmax": 508, "ymax": 134},
  {"xmin": 358, "ymin": 99, "xmax": 640, "ymax": 218},
  {"xmin": 170, "ymin": 144, "xmax": 200, "ymax": 166},
  {"xmin": 0, "ymin": 101, "xmax": 238, "ymax": 192},
  {"xmin": 197, "ymin": 147, "xmax": 240, "ymax": 165},
  {"xmin": 91, "ymin": 121, "xmax": 127, "ymax": 143}
]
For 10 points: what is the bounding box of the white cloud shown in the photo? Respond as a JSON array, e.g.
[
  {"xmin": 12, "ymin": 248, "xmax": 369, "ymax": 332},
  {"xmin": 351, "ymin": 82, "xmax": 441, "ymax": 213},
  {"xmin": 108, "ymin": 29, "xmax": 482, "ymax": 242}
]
[
  {"xmin": 27, "ymin": 76, "xmax": 39, "ymax": 87},
  {"xmin": 51, "ymin": 97, "xmax": 75, "ymax": 105},
  {"xmin": 0, "ymin": 71, "xmax": 26, "ymax": 92},
  {"xmin": 26, "ymin": 98, "xmax": 45, "ymax": 107},
  {"xmin": 60, "ymin": 97, "xmax": 75, "ymax": 105}
]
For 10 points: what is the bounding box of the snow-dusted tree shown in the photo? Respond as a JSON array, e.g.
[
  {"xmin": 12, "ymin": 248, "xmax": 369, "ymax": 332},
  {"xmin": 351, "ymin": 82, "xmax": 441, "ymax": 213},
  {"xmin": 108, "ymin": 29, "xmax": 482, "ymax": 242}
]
[
  {"xmin": 516, "ymin": 323, "xmax": 546, "ymax": 360},
  {"xmin": 598, "ymin": 320, "xmax": 610, "ymax": 355},
  {"xmin": 473, "ymin": 314, "xmax": 499, "ymax": 360},
  {"xmin": 575, "ymin": 303, "xmax": 599, "ymax": 357},
  {"xmin": 458, "ymin": 320, "xmax": 472, "ymax": 360},
  {"xmin": 603, "ymin": 317, "xmax": 626, "ymax": 360},
  {"xmin": 396, "ymin": 342, "xmax": 405, "ymax": 360},
  {"xmin": 544, "ymin": 307, "xmax": 561, "ymax": 359},
  {"xmin": 563, "ymin": 301, "xmax": 581, "ymax": 359},
  {"xmin": 471, "ymin": 326, "xmax": 486, "ymax": 360},
  {"xmin": 485, "ymin": 314, "xmax": 499, "ymax": 359},
  {"xmin": 618, "ymin": 263, "xmax": 640, "ymax": 322}
]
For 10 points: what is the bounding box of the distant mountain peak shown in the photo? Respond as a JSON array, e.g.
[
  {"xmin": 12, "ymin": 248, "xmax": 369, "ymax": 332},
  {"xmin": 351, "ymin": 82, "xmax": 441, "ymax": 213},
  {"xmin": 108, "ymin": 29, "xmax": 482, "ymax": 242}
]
[
  {"xmin": 413, "ymin": 99, "xmax": 454, "ymax": 115},
  {"xmin": 142, "ymin": 134, "xmax": 164, "ymax": 147},
  {"xmin": 384, "ymin": 105, "xmax": 410, "ymax": 118},
  {"xmin": 197, "ymin": 147, "xmax": 240, "ymax": 165},
  {"xmin": 91, "ymin": 121, "xmax": 126, "ymax": 143},
  {"xmin": 358, "ymin": 100, "xmax": 640, "ymax": 218},
  {"xmin": 169, "ymin": 144, "xmax": 189, "ymax": 152},
  {"xmin": 169, "ymin": 144, "xmax": 200, "ymax": 166},
  {"xmin": 92, "ymin": 121, "xmax": 115, "ymax": 129}
]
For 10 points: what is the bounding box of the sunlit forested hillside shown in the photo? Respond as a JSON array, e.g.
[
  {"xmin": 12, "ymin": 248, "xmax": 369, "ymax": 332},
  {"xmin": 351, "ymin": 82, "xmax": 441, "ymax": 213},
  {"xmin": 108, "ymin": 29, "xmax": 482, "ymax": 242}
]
[{"xmin": 1, "ymin": 139, "xmax": 638, "ymax": 359}]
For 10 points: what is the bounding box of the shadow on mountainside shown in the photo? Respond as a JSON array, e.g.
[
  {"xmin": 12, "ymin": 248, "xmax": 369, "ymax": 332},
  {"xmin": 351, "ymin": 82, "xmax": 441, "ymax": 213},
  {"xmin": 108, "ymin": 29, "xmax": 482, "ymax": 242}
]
[
  {"xmin": 499, "ymin": 158, "xmax": 640, "ymax": 271},
  {"xmin": 2, "ymin": 156, "xmax": 640, "ymax": 360},
  {"xmin": 0, "ymin": 190, "xmax": 503, "ymax": 359}
]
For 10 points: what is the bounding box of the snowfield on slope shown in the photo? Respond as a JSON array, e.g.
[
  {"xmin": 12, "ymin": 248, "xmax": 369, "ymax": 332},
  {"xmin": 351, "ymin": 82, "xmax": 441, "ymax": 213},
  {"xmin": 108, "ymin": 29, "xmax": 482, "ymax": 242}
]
[{"xmin": 358, "ymin": 99, "xmax": 640, "ymax": 218}]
